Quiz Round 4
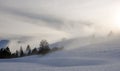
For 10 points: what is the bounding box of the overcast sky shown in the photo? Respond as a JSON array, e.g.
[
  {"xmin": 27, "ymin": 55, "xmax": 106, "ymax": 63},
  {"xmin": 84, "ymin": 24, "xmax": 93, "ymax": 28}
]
[{"xmin": 0, "ymin": 0, "xmax": 120, "ymax": 38}]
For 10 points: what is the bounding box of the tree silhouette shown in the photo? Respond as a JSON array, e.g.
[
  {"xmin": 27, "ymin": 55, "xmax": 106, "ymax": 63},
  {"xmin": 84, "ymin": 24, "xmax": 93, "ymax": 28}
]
[
  {"xmin": 20, "ymin": 46, "xmax": 24, "ymax": 57},
  {"xmin": 0, "ymin": 46, "xmax": 11, "ymax": 58},
  {"xmin": 38, "ymin": 40, "xmax": 50, "ymax": 54},
  {"xmin": 32, "ymin": 48, "xmax": 38, "ymax": 55},
  {"xmin": 26, "ymin": 45, "xmax": 31, "ymax": 55},
  {"xmin": 15, "ymin": 50, "xmax": 19, "ymax": 57},
  {"xmin": 0, "ymin": 39, "xmax": 63, "ymax": 59}
]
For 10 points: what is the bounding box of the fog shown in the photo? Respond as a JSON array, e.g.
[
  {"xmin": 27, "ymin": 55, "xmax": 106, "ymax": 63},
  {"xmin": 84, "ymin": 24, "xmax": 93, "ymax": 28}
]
[{"xmin": 0, "ymin": 0, "xmax": 120, "ymax": 43}]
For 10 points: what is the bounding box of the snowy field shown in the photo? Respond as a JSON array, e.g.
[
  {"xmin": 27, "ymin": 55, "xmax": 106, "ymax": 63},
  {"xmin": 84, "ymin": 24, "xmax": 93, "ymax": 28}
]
[
  {"xmin": 0, "ymin": 36, "xmax": 120, "ymax": 71},
  {"xmin": 1, "ymin": 0, "xmax": 120, "ymax": 71}
]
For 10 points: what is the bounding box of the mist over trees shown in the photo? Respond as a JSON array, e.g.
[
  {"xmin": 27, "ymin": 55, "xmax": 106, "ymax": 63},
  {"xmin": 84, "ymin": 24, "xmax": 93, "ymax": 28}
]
[
  {"xmin": 0, "ymin": 40, "xmax": 64, "ymax": 59},
  {"xmin": 38, "ymin": 40, "xmax": 50, "ymax": 55}
]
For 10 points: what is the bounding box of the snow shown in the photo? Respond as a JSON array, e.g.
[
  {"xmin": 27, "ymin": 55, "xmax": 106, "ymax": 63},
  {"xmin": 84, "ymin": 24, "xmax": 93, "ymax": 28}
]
[
  {"xmin": 0, "ymin": 0, "xmax": 120, "ymax": 71},
  {"xmin": 0, "ymin": 36, "xmax": 120, "ymax": 71}
]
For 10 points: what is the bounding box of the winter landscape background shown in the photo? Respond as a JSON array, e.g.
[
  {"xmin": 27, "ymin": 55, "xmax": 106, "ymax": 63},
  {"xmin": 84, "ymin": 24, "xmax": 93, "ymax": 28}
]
[{"xmin": 1, "ymin": 0, "xmax": 120, "ymax": 71}]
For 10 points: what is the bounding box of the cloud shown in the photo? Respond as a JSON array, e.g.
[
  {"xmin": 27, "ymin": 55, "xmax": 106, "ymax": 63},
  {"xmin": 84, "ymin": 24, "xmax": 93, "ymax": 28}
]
[
  {"xmin": 0, "ymin": 6, "xmax": 63, "ymax": 24},
  {"xmin": 0, "ymin": 0, "xmax": 120, "ymax": 38}
]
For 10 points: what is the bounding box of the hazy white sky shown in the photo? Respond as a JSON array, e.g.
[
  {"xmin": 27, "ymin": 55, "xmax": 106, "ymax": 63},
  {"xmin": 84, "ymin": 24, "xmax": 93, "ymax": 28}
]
[
  {"xmin": 0, "ymin": 0, "xmax": 120, "ymax": 38},
  {"xmin": 0, "ymin": 0, "xmax": 119, "ymax": 20}
]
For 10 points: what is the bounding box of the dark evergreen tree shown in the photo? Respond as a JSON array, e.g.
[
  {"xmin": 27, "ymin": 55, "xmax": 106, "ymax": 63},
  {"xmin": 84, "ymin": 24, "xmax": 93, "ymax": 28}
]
[
  {"xmin": 5, "ymin": 46, "xmax": 11, "ymax": 58},
  {"xmin": 15, "ymin": 50, "xmax": 19, "ymax": 57},
  {"xmin": 26, "ymin": 45, "xmax": 31, "ymax": 55},
  {"xmin": 0, "ymin": 47, "xmax": 11, "ymax": 58},
  {"xmin": 0, "ymin": 48, "xmax": 3, "ymax": 58},
  {"xmin": 20, "ymin": 46, "xmax": 24, "ymax": 57},
  {"xmin": 38, "ymin": 40, "xmax": 50, "ymax": 54},
  {"xmin": 32, "ymin": 47, "xmax": 38, "ymax": 55}
]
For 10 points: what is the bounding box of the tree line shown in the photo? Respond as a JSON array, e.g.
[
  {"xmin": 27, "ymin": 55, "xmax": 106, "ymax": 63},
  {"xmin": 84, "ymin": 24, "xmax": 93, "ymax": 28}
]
[{"xmin": 0, "ymin": 40, "xmax": 64, "ymax": 59}]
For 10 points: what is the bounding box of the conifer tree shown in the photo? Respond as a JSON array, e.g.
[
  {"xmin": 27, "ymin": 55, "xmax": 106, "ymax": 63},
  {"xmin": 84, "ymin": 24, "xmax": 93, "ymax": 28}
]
[
  {"xmin": 38, "ymin": 40, "xmax": 50, "ymax": 54},
  {"xmin": 26, "ymin": 45, "xmax": 31, "ymax": 55},
  {"xmin": 15, "ymin": 50, "xmax": 19, "ymax": 57},
  {"xmin": 0, "ymin": 46, "xmax": 11, "ymax": 58},
  {"xmin": 20, "ymin": 46, "xmax": 24, "ymax": 57},
  {"xmin": 32, "ymin": 47, "xmax": 38, "ymax": 54}
]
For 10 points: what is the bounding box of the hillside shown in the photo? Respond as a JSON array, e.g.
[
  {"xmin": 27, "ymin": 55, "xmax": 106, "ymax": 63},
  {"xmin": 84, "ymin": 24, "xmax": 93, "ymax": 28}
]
[{"xmin": 0, "ymin": 36, "xmax": 120, "ymax": 71}]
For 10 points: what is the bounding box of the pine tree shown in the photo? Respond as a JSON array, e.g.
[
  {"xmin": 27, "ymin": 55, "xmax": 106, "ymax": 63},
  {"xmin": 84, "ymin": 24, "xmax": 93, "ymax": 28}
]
[
  {"xmin": 15, "ymin": 50, "xmax": 19, "ymax": 57},
  {"xmin": 26, "ymin": 45, "xmax": 31, "ymax": 55},
  {"xmin": 5, "ymin": 46, "xmax": 11, "ymax": 58},
  {"xmin": 32, "ymin": 48, "xmax": 38, "ymax": 55},
  {"xmin": 0, "ymin": 48, "xmax": 4, "ymax": 58},
  {"xmin": 0, "ymin": 46, "xmax": 11, "ymax": 58},
  {"xmin": 20, "ymin": 46, "xmax": 24, "ymax": 57},
  {"xmin": 38, "ymin": 40, "xmax": 50, "ymax": 54}
]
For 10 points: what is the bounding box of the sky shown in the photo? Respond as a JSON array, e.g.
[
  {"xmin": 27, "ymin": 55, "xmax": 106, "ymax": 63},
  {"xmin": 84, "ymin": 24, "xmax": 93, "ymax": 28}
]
[{"xmin": 0, "ymin": 0, "xmax": 120, "ymax": 40}]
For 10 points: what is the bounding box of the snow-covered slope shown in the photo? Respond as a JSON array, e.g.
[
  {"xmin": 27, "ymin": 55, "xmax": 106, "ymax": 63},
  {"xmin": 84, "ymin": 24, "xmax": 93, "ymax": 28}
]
[{"xmin": 0, "ymin": 36, "xmax": 120, "ymax": 71}]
